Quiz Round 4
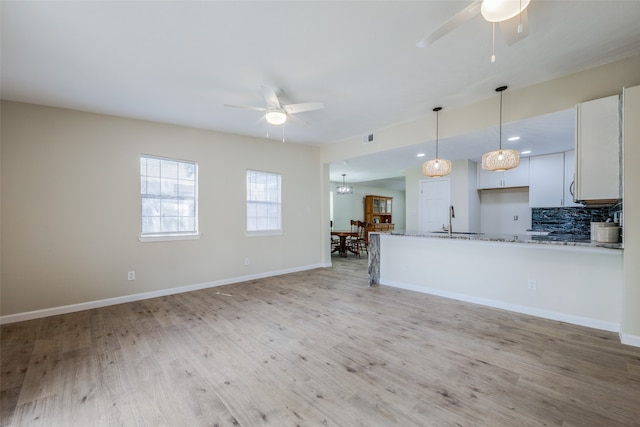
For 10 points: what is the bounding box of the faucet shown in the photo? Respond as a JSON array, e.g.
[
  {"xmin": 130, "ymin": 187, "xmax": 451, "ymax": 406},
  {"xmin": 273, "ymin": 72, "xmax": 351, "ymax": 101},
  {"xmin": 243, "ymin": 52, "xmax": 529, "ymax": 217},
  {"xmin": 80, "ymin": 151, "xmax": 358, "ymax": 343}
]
[{"xmin": 448, "ymin": 205, "xmax": 455, "ymax": 236}]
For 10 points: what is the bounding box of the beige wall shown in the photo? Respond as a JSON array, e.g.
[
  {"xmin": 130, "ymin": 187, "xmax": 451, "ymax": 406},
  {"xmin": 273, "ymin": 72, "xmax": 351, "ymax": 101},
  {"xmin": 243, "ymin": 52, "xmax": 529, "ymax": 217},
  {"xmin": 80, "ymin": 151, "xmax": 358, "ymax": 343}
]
[{"xmin": 1, "ymin": 102, "xmax": 323, "ymax": 316}]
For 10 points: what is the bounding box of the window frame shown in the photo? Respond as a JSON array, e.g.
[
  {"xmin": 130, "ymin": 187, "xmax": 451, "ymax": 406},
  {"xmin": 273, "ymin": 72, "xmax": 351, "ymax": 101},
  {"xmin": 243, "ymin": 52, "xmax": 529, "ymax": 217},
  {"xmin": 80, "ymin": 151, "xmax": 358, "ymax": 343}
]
[
  {"xmin": 139, "ymin": 154, "xmax": 200, "ymax": 243},
  {"xmin": 246, "ymin": 169, "xmax": 282, "ymax": 237}
]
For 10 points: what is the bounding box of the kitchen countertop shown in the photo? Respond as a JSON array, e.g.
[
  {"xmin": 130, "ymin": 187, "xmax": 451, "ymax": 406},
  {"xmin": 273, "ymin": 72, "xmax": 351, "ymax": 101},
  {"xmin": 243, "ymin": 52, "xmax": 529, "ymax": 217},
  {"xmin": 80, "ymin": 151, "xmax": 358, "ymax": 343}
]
[{"xmin": 380, "ymin": 230, "xmax": 623, "ymax": 250}]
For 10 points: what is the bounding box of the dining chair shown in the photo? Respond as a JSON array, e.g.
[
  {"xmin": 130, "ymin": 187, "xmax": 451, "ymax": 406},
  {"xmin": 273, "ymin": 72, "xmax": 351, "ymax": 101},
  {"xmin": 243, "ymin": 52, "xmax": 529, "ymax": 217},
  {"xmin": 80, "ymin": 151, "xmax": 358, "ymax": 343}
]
[
  {"xmin": 356, "ymin": 221, "xmax": 368, "ymax": 255},
  {"xmin": 346, "ymin": 220, "xmax": 359, "ymax": 255},
  {"xmin": 330, "ymin": 221, "xmax": 340, "ymax": 252}
]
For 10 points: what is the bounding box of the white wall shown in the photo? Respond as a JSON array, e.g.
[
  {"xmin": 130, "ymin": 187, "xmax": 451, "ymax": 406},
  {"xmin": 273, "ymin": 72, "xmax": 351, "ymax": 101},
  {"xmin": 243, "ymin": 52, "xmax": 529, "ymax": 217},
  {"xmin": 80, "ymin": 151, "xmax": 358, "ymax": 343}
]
[
  {"xmin": 479, "ymin": 188, "xmax": 532, "ymax": 234},
  {"xmin": 330, "ymin": 182, "xmax": 405, "ymax": 231},
  {"xmin": 1, "ymin": 102, "xmax": 323, "ymax": 316},
  {"xmin": 380, "ymin": 235, "xmax": 623, "ymax": 332},
  {"xmin": 623, "ymin": 84, "xmax": 640, "ymax": 344}
]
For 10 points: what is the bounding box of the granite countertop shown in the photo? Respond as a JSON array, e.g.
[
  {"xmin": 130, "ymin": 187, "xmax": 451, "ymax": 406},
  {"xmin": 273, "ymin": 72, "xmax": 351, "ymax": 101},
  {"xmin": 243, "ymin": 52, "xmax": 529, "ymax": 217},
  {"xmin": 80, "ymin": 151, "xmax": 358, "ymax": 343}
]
[{"xmin": 381, "ymin": 230, "xmax": 623, "ymax": 250}]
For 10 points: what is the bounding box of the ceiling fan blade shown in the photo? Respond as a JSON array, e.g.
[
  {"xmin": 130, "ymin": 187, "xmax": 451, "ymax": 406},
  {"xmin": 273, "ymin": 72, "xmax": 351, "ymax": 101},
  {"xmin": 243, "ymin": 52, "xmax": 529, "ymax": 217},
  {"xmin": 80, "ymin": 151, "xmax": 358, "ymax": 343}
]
[
  {"xmin": 261, "ymin": 85, "xmax": 282, "ymax": 109},
  {"xmin": 499, "ymin": 8, "xmax": 528, "ymax": 46},
  {"xmin": 416, "ymin": 0, "xmax": 482, "ymax": 48},
  {"xmin": 283, "ymin": 101, "xmax": 324, "ymax": 114},
  {"xmin": 287, "ymin": 113, "xmax": 309, "ymax": 126},
  {"xmin": 224, "ymin": 104, "xmax": 266, "ymax": 112}
]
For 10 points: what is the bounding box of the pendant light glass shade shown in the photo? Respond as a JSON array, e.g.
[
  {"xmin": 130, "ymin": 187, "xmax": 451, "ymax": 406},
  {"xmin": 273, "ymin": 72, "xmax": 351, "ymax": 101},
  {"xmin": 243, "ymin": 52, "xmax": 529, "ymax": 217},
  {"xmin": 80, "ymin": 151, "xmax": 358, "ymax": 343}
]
[
  {"xmin": 482, "ymin": 86, "xmax": 520, "ymax": 172},
  {"xmin": 481, "ymin": 0, "xmax": 531, "ymax": 22},
  {"xmin": 423, "ymin": 107, "xmax": 452, "ymax": 177},
  {"xmin": 336, "ymin": 174, "xmax": 353, "ymax": 195}
]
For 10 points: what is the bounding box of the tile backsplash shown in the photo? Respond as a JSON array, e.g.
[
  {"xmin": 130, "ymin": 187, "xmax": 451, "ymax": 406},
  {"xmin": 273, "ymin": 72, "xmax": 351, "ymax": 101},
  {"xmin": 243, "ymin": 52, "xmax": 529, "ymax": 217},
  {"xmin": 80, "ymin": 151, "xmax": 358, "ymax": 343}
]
[{"xmin": 532, "ymin": 205, "xmax": 622, "ymax": 235}]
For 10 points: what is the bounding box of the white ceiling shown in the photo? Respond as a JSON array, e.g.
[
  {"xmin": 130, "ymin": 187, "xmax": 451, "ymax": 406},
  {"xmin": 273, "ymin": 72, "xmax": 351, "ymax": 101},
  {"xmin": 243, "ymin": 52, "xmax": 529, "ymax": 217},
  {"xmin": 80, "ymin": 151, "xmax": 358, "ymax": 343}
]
[
  {"xmin": 2, "ymin": 1, "xmax": 640, "ymax": 186},
  {"xmin": 334, "ymin": 107, "xmax": 576, "ymax": 190}
]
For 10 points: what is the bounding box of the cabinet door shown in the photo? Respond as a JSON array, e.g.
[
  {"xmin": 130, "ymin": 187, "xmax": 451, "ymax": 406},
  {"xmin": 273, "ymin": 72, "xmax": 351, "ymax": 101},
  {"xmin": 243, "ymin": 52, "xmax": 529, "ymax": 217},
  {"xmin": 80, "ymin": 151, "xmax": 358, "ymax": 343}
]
[
  {"xmin": 477, "ymin": 167, "xmax": 504, "ymax": 189},
  {"xmin": 575, "ymin": 95, "xmax": 620, "ymax": 202},
  {"xmin": 504, "ymin": 157, "xmax": 529, "ymax": 187},
  {"xmin": 529, "ymin": 153, "xmax": 564, "ymax": 207},
  {"xmin": 477, "ymin": 158, "xmax": 529, "ymax": 189},
  {"xmin": 563, "ymin": 150, "xmax": 582, "ymax": 207}
]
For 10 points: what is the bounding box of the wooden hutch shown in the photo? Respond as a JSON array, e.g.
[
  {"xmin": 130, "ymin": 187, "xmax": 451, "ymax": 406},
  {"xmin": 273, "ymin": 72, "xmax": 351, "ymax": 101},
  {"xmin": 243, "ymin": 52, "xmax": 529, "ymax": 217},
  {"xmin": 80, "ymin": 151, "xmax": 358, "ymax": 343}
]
[{"xmin": 364, "ymin": 195, "xmax": 394, "ymax": 242}]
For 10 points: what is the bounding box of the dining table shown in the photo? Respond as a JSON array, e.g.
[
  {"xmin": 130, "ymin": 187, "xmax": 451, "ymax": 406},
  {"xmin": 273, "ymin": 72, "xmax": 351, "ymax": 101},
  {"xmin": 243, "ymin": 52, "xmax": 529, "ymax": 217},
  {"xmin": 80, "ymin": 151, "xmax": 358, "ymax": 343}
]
[{"xmin": 331, "ymin": 231, "xmax": 358, "ymax": 257}]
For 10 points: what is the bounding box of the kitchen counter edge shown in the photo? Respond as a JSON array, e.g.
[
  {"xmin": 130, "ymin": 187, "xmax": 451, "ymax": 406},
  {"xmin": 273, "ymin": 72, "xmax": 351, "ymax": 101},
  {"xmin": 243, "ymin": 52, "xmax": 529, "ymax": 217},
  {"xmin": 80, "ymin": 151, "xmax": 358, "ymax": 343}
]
[{"xmin": 372, "ymin": 231, "xmax": 623, "ymax": 251}]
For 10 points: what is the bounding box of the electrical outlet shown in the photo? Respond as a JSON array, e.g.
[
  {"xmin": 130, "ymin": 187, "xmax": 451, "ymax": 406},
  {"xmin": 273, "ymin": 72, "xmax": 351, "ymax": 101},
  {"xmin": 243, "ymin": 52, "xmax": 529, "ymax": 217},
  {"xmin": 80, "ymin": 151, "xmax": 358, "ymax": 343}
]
[
  {"xmin": 127, "ymin": 271, "xmax": 135, "ymax": 281},
  {"xmin": 527, "ymin": 279, "xmax": 537, "ymax": 290},
  {"xmin": 244, "ymin": 258, "xmax": 250, "ymax": 265},
  {"xmin": 514, "ymin": 215, "xmax": 519, "ymax": 221}
]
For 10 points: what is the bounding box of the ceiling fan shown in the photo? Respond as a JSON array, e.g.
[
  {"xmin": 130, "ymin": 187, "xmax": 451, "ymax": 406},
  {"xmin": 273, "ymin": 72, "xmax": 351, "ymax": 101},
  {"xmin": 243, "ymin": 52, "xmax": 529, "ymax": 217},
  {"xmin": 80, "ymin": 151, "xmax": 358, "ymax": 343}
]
[
  {"xmin": 225, "ymin": 86, "xmax": 324, "ymax": 126},
  {"xmin": 417, "ymin": 0, "xmax": 531, "ymax": 55}
]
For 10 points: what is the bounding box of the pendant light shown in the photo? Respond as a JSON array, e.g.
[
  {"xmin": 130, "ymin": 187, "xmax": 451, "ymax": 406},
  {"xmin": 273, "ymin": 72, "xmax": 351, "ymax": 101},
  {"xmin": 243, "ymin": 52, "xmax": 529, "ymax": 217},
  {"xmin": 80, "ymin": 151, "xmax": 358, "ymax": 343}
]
[
  {"xmin": 482, "ymin": 86, "xmax": 520, "ymax": 172},
  {"xmin": 336, "ymin": 174, "xmax": 353, "ymax": 195},
  {"xmin": 423, "ymin": 107, "xmax": 452, "ymax": 177}
]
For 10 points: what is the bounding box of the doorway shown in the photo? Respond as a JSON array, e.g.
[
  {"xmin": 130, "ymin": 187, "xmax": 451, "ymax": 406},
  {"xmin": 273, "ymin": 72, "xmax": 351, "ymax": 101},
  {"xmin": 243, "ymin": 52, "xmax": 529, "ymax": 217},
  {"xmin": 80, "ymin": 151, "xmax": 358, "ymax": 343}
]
[{"xmin": 419, "ymin": 178, "xmax": 450, "ymax": 233}]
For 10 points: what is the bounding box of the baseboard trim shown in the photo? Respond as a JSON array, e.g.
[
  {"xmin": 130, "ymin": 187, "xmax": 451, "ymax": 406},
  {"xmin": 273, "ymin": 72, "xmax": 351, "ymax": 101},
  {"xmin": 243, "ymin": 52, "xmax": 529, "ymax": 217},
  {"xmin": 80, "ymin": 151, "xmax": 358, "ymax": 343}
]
[
  {"xmin": 380, "ymin": 279, "xmax": 622, "ymax": 335},
  {"xmin": 620, "ymin": 332, "xmax": 640, "ymax": 347},
  {"xmin": 0, "ymin": 263, "xmax": 325, "ymax": 324}
]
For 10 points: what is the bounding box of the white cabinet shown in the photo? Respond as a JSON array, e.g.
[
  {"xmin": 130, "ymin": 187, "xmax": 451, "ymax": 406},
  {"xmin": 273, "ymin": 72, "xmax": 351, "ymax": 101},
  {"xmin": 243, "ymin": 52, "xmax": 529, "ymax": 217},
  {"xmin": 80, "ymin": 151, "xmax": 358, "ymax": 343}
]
[
  {"xmin": 575, "ymin": 94, "xmax": 621, "ymax": 203},
  {"xmin": 563, "ymin": 150, "xmax": 581, "ymax": 207},
  {"xmin": 477, "ymin": 158, "xmax": 529, "ymax": 189},
  {"xmin": 529, "ymin": 151, "xmax": 583, "ymax": 208},
  {"xmin": 529, "ymin": 153, "xmax": 564, "ymax": 207}
]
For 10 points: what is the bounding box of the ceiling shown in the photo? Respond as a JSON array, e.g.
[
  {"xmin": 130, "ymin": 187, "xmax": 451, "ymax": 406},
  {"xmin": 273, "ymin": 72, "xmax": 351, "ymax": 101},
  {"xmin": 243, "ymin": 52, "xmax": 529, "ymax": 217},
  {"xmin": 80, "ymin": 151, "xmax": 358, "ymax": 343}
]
[
  {"xmin": 334, "ymin": 107, "xmax": 576, "ymax": 190},
  {"xmin": 2, "ymin": 1, "xmax": 640, "ymax": 186}
]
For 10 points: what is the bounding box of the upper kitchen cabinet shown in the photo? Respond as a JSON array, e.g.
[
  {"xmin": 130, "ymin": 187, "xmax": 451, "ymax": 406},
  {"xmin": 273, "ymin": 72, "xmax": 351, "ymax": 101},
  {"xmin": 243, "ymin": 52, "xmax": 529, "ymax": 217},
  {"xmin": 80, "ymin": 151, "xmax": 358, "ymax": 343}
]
[
  {"xmin": 477, "ymin": 158, "xmax": 529, "ymax": 189},
  {"xmin": 563, "ymin": 150, "xmax": 582, "ymax": 207},
  {"xmin": 529, "ymin": 151, "xmax": 582, "ymax": 208},
  {"xmin": 529, "ymin": 153, "xmax": 564, "ymax": 207},
  {"xmin": 575, "ymin": 94, "xmax": 621, "ymax": 204}
]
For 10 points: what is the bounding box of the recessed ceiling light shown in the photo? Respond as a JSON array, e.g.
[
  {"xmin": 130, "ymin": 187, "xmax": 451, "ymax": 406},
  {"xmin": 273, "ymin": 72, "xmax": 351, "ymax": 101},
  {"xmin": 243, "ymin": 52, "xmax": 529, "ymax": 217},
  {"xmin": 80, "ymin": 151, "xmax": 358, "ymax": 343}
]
[
  {"xmin": 521, "ymin": 150, "xmax": 532, "ymax": 155},
  {"xmin": 508, "ymin": 136, "xmax": 521, "ymax": 141},
  {"xmin": 417, "ymin": 153, "xmax": 425, "ymax": 157}
]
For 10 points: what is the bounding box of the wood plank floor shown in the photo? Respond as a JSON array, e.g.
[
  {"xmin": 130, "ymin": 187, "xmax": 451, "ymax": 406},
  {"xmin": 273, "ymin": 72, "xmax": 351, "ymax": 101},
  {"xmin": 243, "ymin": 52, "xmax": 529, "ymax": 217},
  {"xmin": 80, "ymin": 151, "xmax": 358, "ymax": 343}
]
[{"xmin": 2, "ymin": 254, "xmax": 640, "ymax": 426}]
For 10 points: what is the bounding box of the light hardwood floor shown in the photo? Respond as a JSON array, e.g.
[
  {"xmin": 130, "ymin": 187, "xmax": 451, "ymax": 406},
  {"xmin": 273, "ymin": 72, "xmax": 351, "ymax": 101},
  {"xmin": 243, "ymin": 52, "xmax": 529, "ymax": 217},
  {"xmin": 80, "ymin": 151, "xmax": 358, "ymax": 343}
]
[{"xmin": 2, "ymin": 254, "xmax": 640, "ymax": 426}]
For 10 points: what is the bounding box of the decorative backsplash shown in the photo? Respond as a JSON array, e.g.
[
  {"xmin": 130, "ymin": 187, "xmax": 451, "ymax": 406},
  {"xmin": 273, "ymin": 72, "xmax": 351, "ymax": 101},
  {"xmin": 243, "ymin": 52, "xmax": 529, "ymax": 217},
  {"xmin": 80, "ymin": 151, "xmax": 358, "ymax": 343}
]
[{"xmin": 532, "ymin": 205, "xmax": 622, "ymax": 235}]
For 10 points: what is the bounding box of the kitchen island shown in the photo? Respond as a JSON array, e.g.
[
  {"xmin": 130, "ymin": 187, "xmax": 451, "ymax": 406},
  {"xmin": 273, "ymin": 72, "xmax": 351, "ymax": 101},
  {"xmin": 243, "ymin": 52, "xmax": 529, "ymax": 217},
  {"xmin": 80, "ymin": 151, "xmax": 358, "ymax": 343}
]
[{"xmin": 368, "ymin": 231, "xmax": 623, "ymax": 334}]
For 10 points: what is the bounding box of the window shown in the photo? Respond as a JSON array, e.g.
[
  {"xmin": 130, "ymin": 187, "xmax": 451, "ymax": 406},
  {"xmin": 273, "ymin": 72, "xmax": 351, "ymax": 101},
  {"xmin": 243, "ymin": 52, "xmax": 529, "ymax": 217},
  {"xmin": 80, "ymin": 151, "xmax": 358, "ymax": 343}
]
[
  {"xmin": 246, "ymin": 170, "xmax": 281, "ymax": 235},
  {"xmin": 140, "ymin": 155, "xmax": 198, "ymax": 241}
]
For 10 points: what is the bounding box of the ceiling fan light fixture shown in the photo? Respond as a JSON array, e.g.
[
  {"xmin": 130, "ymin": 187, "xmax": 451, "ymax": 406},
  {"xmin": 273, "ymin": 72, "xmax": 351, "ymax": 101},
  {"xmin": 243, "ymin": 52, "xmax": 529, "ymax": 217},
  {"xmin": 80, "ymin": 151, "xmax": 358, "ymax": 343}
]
[
  {"xmin": 481, "ymin": 0, "xmax": 531, "ymax": 23},
  {"xmin": 265, "ymin": 109, "xmax": 287, "ymax": 125},
  {"xmin": 423, "ymin": 107, "xmax": 452, "ymax": 177},
  {"xmin": 482, "ymin": 85, "xmax": 521, "ymax": 172}
]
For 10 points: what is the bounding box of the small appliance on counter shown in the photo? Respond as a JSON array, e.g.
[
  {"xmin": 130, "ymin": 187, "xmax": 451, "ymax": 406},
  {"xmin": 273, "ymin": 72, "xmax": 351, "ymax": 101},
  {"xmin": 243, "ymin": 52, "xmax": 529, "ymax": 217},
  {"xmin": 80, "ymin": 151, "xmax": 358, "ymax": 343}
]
[{"xmin": 591, "ymin": 221, "xmax": 621, "ymax": 243}]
